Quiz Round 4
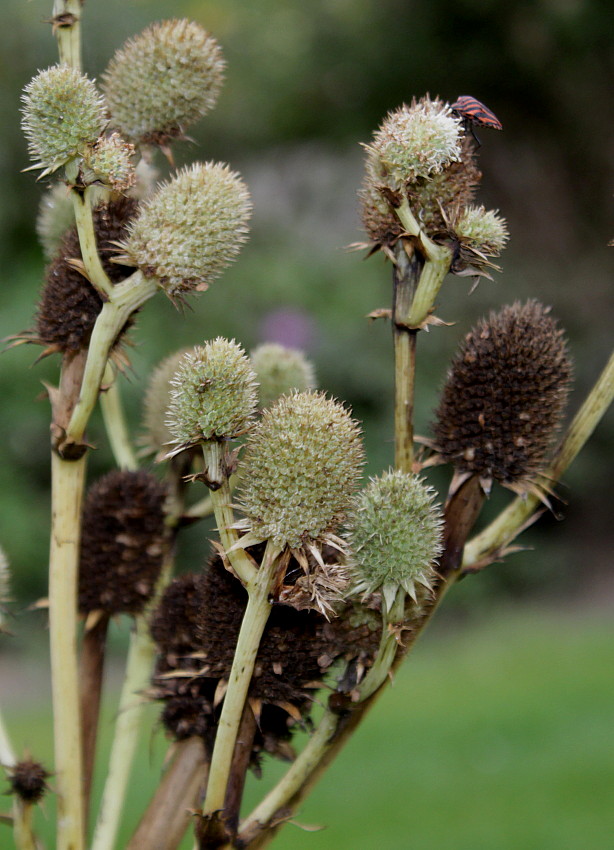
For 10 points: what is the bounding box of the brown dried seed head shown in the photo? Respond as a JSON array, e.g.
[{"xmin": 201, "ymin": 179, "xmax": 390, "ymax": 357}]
[
  {"xmin": 432, "ymin": 300, "xmax": 572, "ymax": 488},
  {"xmin": 79, "ymin": 470, "xmax": 167, "ymax": 615},
  {"xmin": 7, "ymin": 759, "xmax": 50, "ymax": 804}
]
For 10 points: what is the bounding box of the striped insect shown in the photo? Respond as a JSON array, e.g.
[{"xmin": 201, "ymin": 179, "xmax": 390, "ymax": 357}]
[{"xmin": 450, "ymin": 95, "xmax": 502, "ymax": 130}]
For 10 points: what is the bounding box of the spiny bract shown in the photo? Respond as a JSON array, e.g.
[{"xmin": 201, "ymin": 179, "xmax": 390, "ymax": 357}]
[
  {"xmin": 21, "ymin": 65, "xmax": 106, "ymax": 176},
  {"xmin": 347, "ymin": 470, "xmax": 444, "ymax": 610},
  {"xmin": 237, "ymin": 391, "xmax": 364, "ymax": 550},
  {"xmin": 102, "ymin": 19, "xmax": 225, "ymax": 145},
  {"xmin": 121, "ymin": 162, "xmax": 252, "ymax": 299},
  {"xmin": 166, "ymin": 338, "xmax": 258, "ymax": 445}
]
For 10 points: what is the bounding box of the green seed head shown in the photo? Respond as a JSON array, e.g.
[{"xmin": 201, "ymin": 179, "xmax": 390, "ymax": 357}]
[
  {"xmin": 102, "ymin": 19, "xmax": 225, "ymax": 146},
  {"xmin": 167, "ymin": 338, "xmax": 258, "ymax": 445},
  {"xmin": 453, "ymin": 205, "xmax": 508, "ymax": 256},
  {"xmin": 237, "ymin": 391, "xmax": 364, "ymax": 550},
  {"xmin": 121, "ymin": 162, "xmax": 251, "ymax": 299},
  {"xmin": 364, "ymin": 97, "xmax": 462, "ymax": 190},
  {"xmin": 36, "ymin": 183, "xmax": 75, "ymax": 259},
  {"xmin": 250, "ymin": 343, "xmax": 317, "ymax": 409},
  {"xmin": 81, "ymin": 132, "xmax": 136, "ymax": 193},
  {"xmin": 141, "ymin": 348, "xmax": 192, "ymax": 456},
  {"xmin": 21, "ymin": 65, "xmax": 106, "ymax": 176},
  {"xmin": 347, "ymin": 470, "xmax": 444, "ymax": 609}
]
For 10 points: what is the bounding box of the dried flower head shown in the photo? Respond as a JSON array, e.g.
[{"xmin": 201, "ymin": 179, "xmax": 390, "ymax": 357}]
[
  {"xmin": 140, "ymin": 348, "xmax": 191, "ymax": 457},
  {"xmin": 21, "ymin": 65, "xmax": 106, "ymax": 177},
  {"xmin": 81, "ymin": 132, "xmax": 136, "ymax": 192},
  {"xmin": 432, "ymin": 300, "xmax": 572, "ymax": 494},
  {"xmin": 347, "ymin": 471, "xmax": 444, "ymax": 610},
  {"xmin": 250, "ymin": 343, "xmax": 317, "ymax": 409},
  {"xmin": 6, "ymin": 759, "xmax": 51, "ymax": 804},
  {"xmin": 120, "ymin": 162, "xmax": 252, "ymax": 300},
  {"xmin": 34, "ymin": 198, "xmax": 138, "ymax": 355},
  {"xmin": 166, "ymin": 338, "xmax": 258, "ymax": 449},
  {"xmin": 102, "ymin": 19, "xmax": 225, "ymax": 147},
  {"xmin": 79, "ymin": 470, "xmax": 167, "ymax": 615}
]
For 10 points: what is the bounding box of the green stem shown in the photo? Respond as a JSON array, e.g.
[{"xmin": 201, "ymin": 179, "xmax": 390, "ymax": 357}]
[
  {"xmin": 90, "ymin": 556, "xmax": 173, "ymax": 850},
  {"xmin": 66, "ymin": 273, "xmax": 158, "ymax": 444},
  {"xmin": 392, "ymin": 243, "xmax": 420, "ymax": 472},
  {"xmin": 13, "ymin": 802, "xmax": 37, "ymax": 850},
  {"xmin": 52, "ymin": 0, "xmax": 82, "ymax": 71},
  {"xmin": 72, "ymin": 187, "xmax": 113, "ymax": 299},
  {"xmin": 0, "ymin": 707, "xmax": 15, "ymax": 767},
  {"xmin": 355, "ymin": 587, "xmax": 406, "ymax": 702},
  {"xmin": 200, "ymin": 541, "xmax": 279, "ymax": 823},
  {"xmin": 49, "ymin": 452, "xmax": 86, "ymax": 850},
  {"xmin": 463, "ymin": 349, "xmax": 614, "ymax": 570},
  {"xmin": 100, "ymin": 363, "xmax": 138, "ymax": 471}
]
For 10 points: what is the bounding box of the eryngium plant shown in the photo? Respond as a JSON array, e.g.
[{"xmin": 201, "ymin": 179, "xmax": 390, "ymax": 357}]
[{"xmin": 2, "ymin": 5, "xmax": 612, "ymax": 850}]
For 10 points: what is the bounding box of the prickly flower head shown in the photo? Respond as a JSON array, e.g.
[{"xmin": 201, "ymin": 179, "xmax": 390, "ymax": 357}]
[
  {"xmin": 166, "ymin": 338, "xmax": 258, "ymax": 447},
  {"xmin": 347, "ymin": 471, "xmax": 444, "ymax": 610},
  {"xmin": 21, "ymin": 65, "xmax": 107, "ymax": 176},
  {"xmin": 81, "ymin": 132, "xmax": 136, "ymax": 193},
  {"xmin": 250, "ymin": 343, "xmax": 317, "ymax": 409},
  {"xmin": 237, "ymin": 392, "xmax": 364, "ymax": 551},
  {"xmin": 364, "ymin": 97, "xmax": 462, "ymax": 190},
  {"xmin": 449, "ymin": 204, "xmax": 509, "ymax": 276},
  {"xmin": 121, "ymin": 162, "xmax": 251, "ymax": 300},
  {"xmin": 141, "ymin": 348, "xmax": 191, "ymax": 457},
  {"xmin": 102, "ymin": 19, "xmax": 225, "ymax": 146}
]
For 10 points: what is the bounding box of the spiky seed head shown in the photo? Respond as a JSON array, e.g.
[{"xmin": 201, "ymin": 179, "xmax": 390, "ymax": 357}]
[
  {"xmin": 78, "ymin": 470, "xmax": 167, "ymax": 615},
  {"xmin": 36, "ymin": 183, "xmax": 75, "ymax": 259},
  {"xmin": 21, "ymin": 65, "xmax": 106, "ymax": 176},
  {"xmin": 81, "ymin": 132, "xmax": 136, "ymax": 192},
  {"xmin": 364, "ymin": 97, "xmax": 462, "ymax": 191},
  {"xmin": 166, "ymin": 338, "xmax": 258, "ymax": 446},
  {"xmin": 347, "ymin": 471, "xmax": 444, "ymax": 609},
  {"xmin": 150, "ymin": 572, "xmax": 204, "ymax": 655},
  {"xmin": 250, "ymin": 343, "xmax": 317, "ymax": 409},
  {"xmin": 237, "ymin": 391, "xmax": 364, "ymax": 550},
  {"xmin": 121, "ymin": 162, "xmax": 252, "ymax": 299},
  {"xmin": 140, "ymin": 348, "xmax": 191, "ymax": 456},
  {"xmin": 7, "ymin": 760, "xmax": 51, "ymax": 804},
  {"xmin": 432, "ymin": 300, "xmax": 572, "ymax": 490},
  {"xmin": 102, "ymin": 19, "xmax": 225, "ymax": 146},
  {"xmin": 453, "ymin": 205, "xmax": 509, "ymax": 256},
  {"xmin": 36, "ymin": 198, "xmax": 138, "ymax": 353}
]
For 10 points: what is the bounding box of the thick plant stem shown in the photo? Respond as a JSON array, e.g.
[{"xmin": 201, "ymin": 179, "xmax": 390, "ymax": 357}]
[
  {"xmin": 100, "ymin": 364, "xmax": 138, "ymax": 471},
  {"xmin": 127, "ymin": 737, "xmax": 209, "ymax": 850},
  {"xmin": 53, "ymin": 0, "xmax": 82, "ymax": 71},
  {"xmin": 49, "ymin": 451, "xmax": 86, "ymax": 850},
  {"xmin": 13, "ymin": 802, "xmax": 37, "ymax": 850},
  {"xmin": 392, "ymin": 243, "xmax": 421, "ymax": 472},
  {"xmin": 198, "ymin": 542, "xmax": 279, "ymax": 840},
  {"xmin": 72, "ymin": 187, "xmax": 113, "ymax": 299},
  {"xmin": 355, "ymin": 587, "xmax": 406, "ymax": 702},
  {"xmin": 0, "ymin": 708, "xmax": 14, "ymax": 767},
  {"xmin": 463, "ymin": 349, "xmax": 614, "ymax": 570},
  {"xmin": 80, "ymin": 612, "xmax": 111, "ymax": 826}
]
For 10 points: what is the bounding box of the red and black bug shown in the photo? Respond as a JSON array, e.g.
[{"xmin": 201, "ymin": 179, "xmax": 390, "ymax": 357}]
[{"xmin": 450, "ymin": 95, "xmax": 502, "ymax": 130}]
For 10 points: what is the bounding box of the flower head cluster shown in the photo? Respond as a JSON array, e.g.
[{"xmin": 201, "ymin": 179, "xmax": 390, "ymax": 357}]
[
  {"xmin": 102, "ymin": 19, "xmax": 225, "ymax": 147},
  {"xmin": 121, "ymin": 162, "xmax": 252, "ymax": 300},
  {"xmin": 347, "ymin": 471, "xmax": 444, "ymax": 610},
  {"xmin": 21, "ymin": 65, "xmax": 106, "ymax": 177},
  {"xmin": 250, "ymin": 343, "xmax": 317, "ymax": 409},
  {"xmin": 166, "ymin": 338, "xmax": 258, "ymax": 449}
]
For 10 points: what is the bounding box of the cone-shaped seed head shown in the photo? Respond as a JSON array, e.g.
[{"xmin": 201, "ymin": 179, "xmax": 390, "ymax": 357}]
[
  {"xmin": 121, "ymin": 162, "xmax": 251, "ymax": 299},
  {"xmin": 454, "ymin": 205, "xmax": 509, "ymax": 256},
  {"xmin": 250, "ymin": 343, "xmax": 317, "ymax": 409},
  {"xmin": 81, "ymin": 132, "xmax": 136, "ymax": 193},
  {"xmin": 166, "ymin": 338, "xmax": 258, "ymax": 445},
  {"xmin": 79, "ymin": 470, "xmax": 167, "ymax": 615},
  {"xmin": 36, "ymin": 198, "xmax": 138, "ymax": 353},
  {"xmin": 347, "ymin": 471, "xmax": 444, "ymax": 607},
  {"xmin": 433, "ymin": 300, "xmax": 572, "ymax": 488},
  {"xmin": 7, "ymin": 760, "xmax": 50, "ymax": 804},
  {"xmin": 141, "ymin": 348, "xmax": 191, "ymax": 456},
  {"xmin": 237, "ymin": 391, "xmax": 364, "ymax": 550},
  {"xmin": 21, "ymin": 65, "xmax": 106, "ymax": 176},
  {"xmin": 102, "ymin": 19, "xmax": 225, "ymax": 146}
]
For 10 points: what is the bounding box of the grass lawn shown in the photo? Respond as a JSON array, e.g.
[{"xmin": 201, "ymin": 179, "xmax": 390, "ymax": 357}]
[{"xmin": 2, "ymin": 603, "xmax": 613, "ymax": 849}]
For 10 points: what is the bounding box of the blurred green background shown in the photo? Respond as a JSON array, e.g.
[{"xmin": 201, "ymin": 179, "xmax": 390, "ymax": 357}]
[{"xmin": 0, "ymin": 0, "xmax": 612, "ymax": 847}]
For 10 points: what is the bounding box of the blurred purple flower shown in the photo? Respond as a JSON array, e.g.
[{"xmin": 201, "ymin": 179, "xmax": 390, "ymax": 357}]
[{"xmin": 259, "ymin": 308, "xmax": 316, "ymax": 351}]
